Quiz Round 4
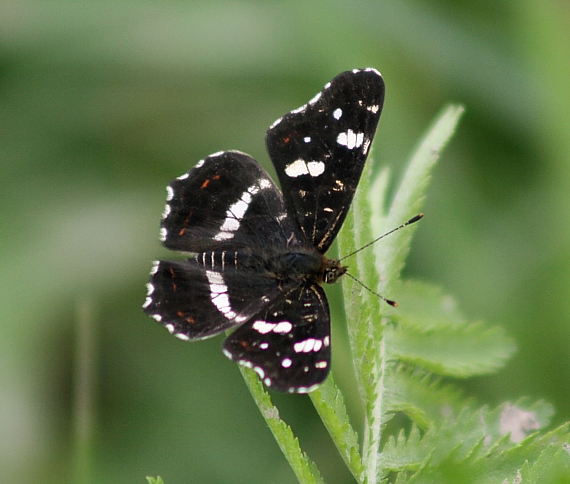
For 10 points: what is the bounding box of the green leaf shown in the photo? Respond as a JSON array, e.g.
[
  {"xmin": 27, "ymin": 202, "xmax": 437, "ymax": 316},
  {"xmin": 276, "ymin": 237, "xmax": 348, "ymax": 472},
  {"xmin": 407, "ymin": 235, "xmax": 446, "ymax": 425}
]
[
  {"xmin": 388, "ymin": 281, "xmax": 516, "ymax": 378},
  {"xmin": 518, "ymin": 436, "xmax": 570, "ymax": 483},
  {"xmin": 381, "ymin": 399, "xmax": 561, "ymax": 483},
  {"xmin": 383, "ymin": 366, "xmax": 468, "ymax": 430},
  {"xmin": 309, "ymin": 375, "xmax": 364, "ymax": 482},
  {"xmin": 146, "ymin": 477, "xmax": 164, "ymax": 484},
  {"xmin": 338, "ymin": 104, "xmax": 466, "ymax": 482}
]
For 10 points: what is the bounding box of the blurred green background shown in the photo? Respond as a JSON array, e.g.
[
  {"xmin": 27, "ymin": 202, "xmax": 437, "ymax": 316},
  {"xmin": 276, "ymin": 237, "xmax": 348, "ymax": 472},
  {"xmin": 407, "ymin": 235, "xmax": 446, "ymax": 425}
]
[{"xmin": 2, "ymin": 1, "xmax": 570, "ymax": 483}]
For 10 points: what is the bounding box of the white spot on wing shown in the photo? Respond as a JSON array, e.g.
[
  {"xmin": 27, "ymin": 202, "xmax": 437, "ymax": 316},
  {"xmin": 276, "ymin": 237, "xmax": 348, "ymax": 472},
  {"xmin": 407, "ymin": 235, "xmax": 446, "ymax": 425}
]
[
  {"xmin": 159, "ymin": 227, "xmax": 167, "ymax": 242},
  {"xmin": 284, "ymin": 159, "xmax": 308, "ymax": 177},
  {"xmin": 214, "ymin": 183, "xmax": 263, "ymax": 241},
  {"xmin": 206, "ymin": 270, "xmax": 237, "ymax": 319},
  {"xmin": 273, "ymin": 321, "xmax": 292, "ymax": 333},
  {"xmin": 253, "ymin": 320, "xmax": 275, "ymax": 334},
  {"xmin": 175, "ymin": 333, "xmax": 190, "ymax": 341},
  {"xmin": 337, "ymin": 129, "xmax": 364, "ymax": 150},
  {"xmin": 367, "ymin": 104, "xmax": 380, "ymax": 113},
  {"xmin": 142, "ymin": 297, "xmax": 152, "ymax": 309},
  {"xmin": 284, "ymin": 159, "xmax": 325, "ymax": 178},
  {"xmin": 333, "ymin": 108, "xmax": 342, "ymax": 119},
  {"xmin": 304, "ymin": 136, "xmax": 311, "ymax": 143},
  {"xmin": 315, "ymin": 361, "xmax": 328, "ymax": 369},
  {"xmin": 294, "ymin": 338, "xmax": 323, "ymax": 353},
  {"xmin": 166, "ymin": 186, "xmax": 174, "ymax": 201},
  {"xmin": 252, "ymin": 320, "xmax": 292, "ymax": 334},
  {"xmin": 307, "ymin": 162, "xmax": 325, "ymax": 177},
  {"xmin": 281, "ymin": 358, "xmax": 292, "ymax": 368}
]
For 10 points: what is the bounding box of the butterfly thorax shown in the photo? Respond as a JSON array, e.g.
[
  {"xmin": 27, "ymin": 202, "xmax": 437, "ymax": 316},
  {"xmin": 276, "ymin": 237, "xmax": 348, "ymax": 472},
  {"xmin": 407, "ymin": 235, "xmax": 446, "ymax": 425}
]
[{"xmin": 267, "ymin": 250, "xmax": 347, "ymax": 285}]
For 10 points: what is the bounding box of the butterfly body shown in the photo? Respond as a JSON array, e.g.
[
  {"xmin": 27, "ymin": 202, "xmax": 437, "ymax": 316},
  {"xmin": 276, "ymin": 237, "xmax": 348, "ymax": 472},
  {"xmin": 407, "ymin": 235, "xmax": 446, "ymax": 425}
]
[{"xmin": 144, "ymin": 69, "xmax": 385, "ymax": 392}]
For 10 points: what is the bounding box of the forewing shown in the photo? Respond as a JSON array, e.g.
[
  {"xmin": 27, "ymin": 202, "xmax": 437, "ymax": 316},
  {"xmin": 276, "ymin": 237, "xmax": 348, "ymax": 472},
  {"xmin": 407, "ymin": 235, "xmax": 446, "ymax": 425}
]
[
  {"xmin": 223, "ymin": 283, "xmax": 331, "ymax": 393},
  {"xmin": 161, "ymin": 150, "xmax": 301, "ymax": 252},
  {"xmin": 143, "ymin": 259, "xmax": 288, "ymax": 340},
  {"xmin": 266, "ymin": 68, "xmax": 385, "ymax": 252}
]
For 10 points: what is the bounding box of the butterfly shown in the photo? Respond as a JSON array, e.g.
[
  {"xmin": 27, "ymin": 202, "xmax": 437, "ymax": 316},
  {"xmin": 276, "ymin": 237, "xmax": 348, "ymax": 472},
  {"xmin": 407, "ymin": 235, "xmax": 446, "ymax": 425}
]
[{"xmin": 143, "ymin": 68, "xmax": 385, "ymax": 393}]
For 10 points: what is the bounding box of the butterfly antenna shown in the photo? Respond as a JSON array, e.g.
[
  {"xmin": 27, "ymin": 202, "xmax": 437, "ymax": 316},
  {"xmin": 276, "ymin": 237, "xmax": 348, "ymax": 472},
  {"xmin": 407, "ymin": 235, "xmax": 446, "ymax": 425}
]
[
  {"xmin": 340, "ymin": 213, "xmax": 423, "ymax": 261},
  {"xmin": 340, "ymin": 213, "xmax": 423, "ymax": 307},
  {"xmin": 345, "ymin": 272, "xmax": 398, "ymax": 307}
]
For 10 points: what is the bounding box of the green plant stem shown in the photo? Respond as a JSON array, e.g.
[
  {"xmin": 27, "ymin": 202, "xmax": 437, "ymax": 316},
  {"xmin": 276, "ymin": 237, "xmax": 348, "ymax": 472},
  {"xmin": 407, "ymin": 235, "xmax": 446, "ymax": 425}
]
[
  {"xmin": 309, "ymin": 375, "xmax": 365, "ymax": 482},
  {"xmin": 240, "ymin": 366, "xmax": 325, "ymax": 484}
]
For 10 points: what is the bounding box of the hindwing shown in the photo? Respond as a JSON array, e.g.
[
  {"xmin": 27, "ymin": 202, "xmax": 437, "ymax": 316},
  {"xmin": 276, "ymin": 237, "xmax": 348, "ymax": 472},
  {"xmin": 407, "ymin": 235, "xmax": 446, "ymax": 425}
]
[{"xmin": 223, "ymin": 283, "xmax": 330, "ymax": 393}]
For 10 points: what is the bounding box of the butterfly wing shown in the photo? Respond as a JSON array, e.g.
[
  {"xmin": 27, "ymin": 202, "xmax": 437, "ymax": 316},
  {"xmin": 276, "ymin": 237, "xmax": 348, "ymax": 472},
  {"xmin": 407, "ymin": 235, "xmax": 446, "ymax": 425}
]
[
  {"xmin": 146, "ymin": 150, "xmax": 306, "ymax": 339},
  {"xmin": 223, "ymin": 283, "xmax": 331, "ymax": 393},
  {"xmin": 266, "ymin": 68, "xmax": 384, "ymax": 252},
  {"xmin": 144, "ymin": 259, "xmax": 293, "ymax": 340},
  {"xmin": 160, "ymin": 150, "xmax": 302, "ymax": 252}
]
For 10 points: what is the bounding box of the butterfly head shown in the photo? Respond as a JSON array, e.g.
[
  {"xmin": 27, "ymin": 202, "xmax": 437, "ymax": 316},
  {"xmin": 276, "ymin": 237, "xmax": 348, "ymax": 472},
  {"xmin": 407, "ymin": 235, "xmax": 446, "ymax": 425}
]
[{"xmin": 322, "ymin": 259, "xmax": 348, "ymax": 284}]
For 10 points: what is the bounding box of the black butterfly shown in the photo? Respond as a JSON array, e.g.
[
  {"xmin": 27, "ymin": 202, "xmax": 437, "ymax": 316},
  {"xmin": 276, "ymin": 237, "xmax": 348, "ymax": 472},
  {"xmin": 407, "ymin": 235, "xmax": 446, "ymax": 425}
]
[{"xmin": 143, "ymin": 69, "xmax": 385, "ymax": 393}]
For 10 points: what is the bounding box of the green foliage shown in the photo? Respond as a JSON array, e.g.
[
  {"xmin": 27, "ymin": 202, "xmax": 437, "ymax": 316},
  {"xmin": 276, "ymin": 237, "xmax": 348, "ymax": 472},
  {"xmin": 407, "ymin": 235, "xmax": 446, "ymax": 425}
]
[
  {"xmin": 146, "ymin": 477, "xmax": 164, "ymax": 484},
  {"xmin": 241, "ymin": 105, "xmax": 570, "ymax": 482}
]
